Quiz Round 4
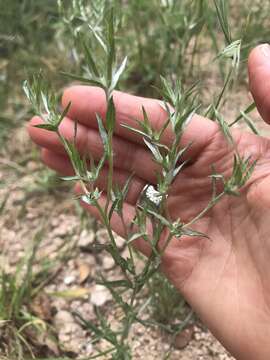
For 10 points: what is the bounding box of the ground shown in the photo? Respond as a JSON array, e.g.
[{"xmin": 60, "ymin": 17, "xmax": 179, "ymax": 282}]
[{"xmin": 0, "ymin": 151, "xmax": 234, "ymax": 359}]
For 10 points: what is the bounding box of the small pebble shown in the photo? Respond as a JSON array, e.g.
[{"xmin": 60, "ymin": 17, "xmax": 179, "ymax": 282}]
[
  {"xmin": 64, "ymin": 275, "xmax": 76, "ymax": 285},
  {"xmin": 90, "ymin": 284, "xmax": 112, "ymax": 307}
]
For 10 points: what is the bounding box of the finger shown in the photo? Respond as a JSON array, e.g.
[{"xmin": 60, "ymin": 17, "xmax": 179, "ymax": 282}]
[
  {"xmin": 29, "ymin": 116, "xmax": 160, "ymax": 183},
  {"xmin": 41, "ymin": 148, "xmax": 146, "ymax": 205},
  {"xmin": 62, "ymin": 85, "xmax": 219, "ymax": 159},
  {"xmin": 248, "ymin": 44, "xmax": 270, "ymax": 124},
  {"xmin": 41, "ymin": 148, "xmax": 73, "ymax": 175},
  {"xmin": 75, "ymin": 185, "xmax": 151, "ymax": 257}
]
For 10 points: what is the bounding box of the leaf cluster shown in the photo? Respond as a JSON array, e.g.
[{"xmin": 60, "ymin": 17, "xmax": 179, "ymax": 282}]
[{"xmin": 23, "ymin": 74, "xmax": 71, "ymax": 132}]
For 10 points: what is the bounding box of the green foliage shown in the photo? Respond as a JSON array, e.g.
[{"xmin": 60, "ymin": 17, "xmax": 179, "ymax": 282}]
[
  {"xmin": 0, "ymin": 0, "xmax": 62, "ymax": 147},
  {"xmin": 0, "ymin": 230, "xmax": 48, "ymax": 359},
  {"xmin": 214, "ymin": 0, "xmax": 232, "ymax": 44},
  {"xmin": 0, "ymin": 225, "xmax": 78, "ymax": 359},
  {"xmin": 0, "ymin": 231, "xmax": 42, "ymax": 320},
  {"xmin": 0, "ymin": 0, "xmax": 59, "ymax": 89}
]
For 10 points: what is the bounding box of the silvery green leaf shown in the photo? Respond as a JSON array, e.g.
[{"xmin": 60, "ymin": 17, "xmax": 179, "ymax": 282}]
[
  {"xmin": 96, "ymin": 114, "xmax": 108, "ymax": 150},
  {"xmin": 182, "ymin": 109, "xmax": 196, "ymax": 129},
  {"xmin": 80, "ymin": 36, "xmax": 100, "ymax": 78},
  {"xmin": 174, "ymin": 108, "xmax": 197, "ymax": 134},
  {"xmin": 213, "ymin": 0, "xmax": 232, "ymax": 45},
  {"xmin": 174, "ymin": 144, "xmax": 191, "ymax": 165},
  {"xmin": 61, "ymin": 137, "xmax": 84, "ymax": 175},
  {"xmin": 209, "ymin": 173, "xmax": 224, "ymax": 179},
  {"xmin": 141, "ymin": 106, "xmax": 152, "ymax": 134},
  {"xmin": 120, "ymin": 124, "xmax": 151, "ymax": 139},
  {"xmin": 240, "ymin": 111, "xmax": 259, "ymax": 135},
  {"xmin": 60, "ymin": 175, "xmax": 81, "ymax": 181},
  {"xmin": 230, "ymin": 102, "xmax": 256, "ymax": 127},
  {"xmin": 95, "ymin": 153, "xmax": 106, "ymax": 177},
  {"xmin": 81, "ymin": 189, "xmax": 101, "ymax": 205},
  {"xmin": 216, "ymin": 40, "xmax": 241, "ymax": 68},
  {"xmin": 106, "ymin": 97, "xmax": 116, "ymax": 133},
  {"xmin": 33, "ymin": 123, "xmax": 58, "ymax": 132},
  {"xmin": 127, "ymin": 232, "xmax": 147, "ymax": 244},
  {"xmin": 97, "ymin": 279, "xmax": 132, "ymax": 289},
  {"xmin": 182, "ymin": 228, "xmax": 209, "ymax": 238},
  {"xmin": 241, "ymin": 159, "xmax": 257, "ymax": 185},
  {"xmin": 214, "ymin": 108, "xmax": 233, "ymax": 144},
  {"xmin": 224, "ymin": 186, "xmax": 240, "ymax": 196},
  {"xmin": 41, "ymin": 91, "xmax": 50, "ymax": 115},
  {"xmin": 61, "ymin": 72, "xmax": 105, "ymax": 88},
  {"xmin": 146, "ymin": 209, "xmax": 170, "ymax": 227},
  {"xmin": 106, "ymin": 8, "xmax": 115, "ymax": 85},
  {"xmin": 122, "ymin": 173, "xmax": 133, "ymax": 199},
  {"xmin": 88, "ymin": 24, "xmax": 107, "ymax": 53},
  {"xmin": 110, "ymin": 56, "xmax": 128, "ymax": 91},
  {"xmin": 57, "ymin": 101, "xmax": 72, "ymax": 126},
  {"xmin": 22, "ymin": 80, "xmax": 31, "ymax": 101},
  {"xmin": 160, "ymin": 76, "xmax": 175, "ymax": 104},
  {"xmin": 173, "ymin": 161, "xmax": 186, "ymax": 178},
  {"xmin": 143, "ymin": 138, "xmax": 163, "ymax": 163}
]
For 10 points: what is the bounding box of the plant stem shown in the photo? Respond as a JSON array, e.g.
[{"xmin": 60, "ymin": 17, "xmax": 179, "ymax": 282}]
[
  {"xmin": 105, "ymin": 137, "xmax": 114, "ymax": 214},
  {"xmin": 183, "ymin": 191, "xmax": 225, "ymax": 229}
]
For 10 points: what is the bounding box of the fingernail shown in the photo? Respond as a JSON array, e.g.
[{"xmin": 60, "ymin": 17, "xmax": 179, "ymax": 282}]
[{"xmin": 260, "ymin": 44, "xmax": 270, "ymax": 58}]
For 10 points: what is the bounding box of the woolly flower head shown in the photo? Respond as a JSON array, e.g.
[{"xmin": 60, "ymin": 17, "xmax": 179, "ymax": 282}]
[{"xmin": 145, "ymin": 185, "xmax": 162, "ymax": 206}]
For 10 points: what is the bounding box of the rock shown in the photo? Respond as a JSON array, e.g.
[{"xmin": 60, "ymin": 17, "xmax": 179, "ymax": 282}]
[
  {"xmin": 38, "ymin": 239, "xmax": 62, "ymax": 258},
  {"xmin": 96, "ymin": 229, "xmax": 108, "ymax": 243},
  {"xmin": 27, "ymin": 160, "xmax": 39, "ymax": 171},
  {"xmin": 12, "ymin": 190, "xmax": 25, "ymax": 205},
  {"xmin": 174, "ymin": 326, "xmax": 194, "ymax": 350},
  {"xmin": 84, "ymin": 342, "xmax": 93, "ymax": 355},
  {"xmin": 64, "ymin": 275, "xmax": 76, "ymax": 285},
  {"xmin": 29, "ymin": 293, "xmax": 52, "ymax": 321},
  {"xmin": 63, "ymin": 322, "xmax": 80, "ymax": 335},
  {"xmin": 81, "ymin": 302, "xmax": 94, "ymax": 321},
  {"xmin": 51, "ymin": 297, "xmax": 69, "ymax": 311},
  {"xmin": 102, "ymin": 255, "xmax": 115, "ymax": 270},
  {"xmin": 54, "ymin": 309, "xmax": 85, "ymax": 353},
  {"xmin": 54, "ymin": 310, "xmax": 74, "ymax": 330},
  {"xmin": 51, "ymin": 214, "xmax": 77, "ymax": 238},
  {"xmin": 78, "ymin": 262, "xmax": 92, "ymax": 283},
  {"xmin": 134, "ymin": 324, "xmax": 144, "ymax": 336},
  {"xmin": 163, "ymin": 343, "xmax": 170, "ymax": 351},
  {"xmin": 52, "ymin": 223, "xmax": 68, "ymax": 238},
  {"xmin": 115, "ymin": 234, "xmax": 126, "ymax": 248},
  {"xmin": 96, "ymin": 229, "xmax": 126, "ymax": 249},
  {"xmin": 26, "ymin": 210, "xmax": 38, "ymax": 220},
  {"xmin": 90, "ymin": 284, "xmax": 112, "ymax": 307},
  {"xmin": 78, "ymin": 229, "xmax": 95, "ymax": 248}
]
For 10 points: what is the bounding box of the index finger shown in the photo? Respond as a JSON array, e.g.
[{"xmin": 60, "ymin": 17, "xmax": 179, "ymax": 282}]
[{"xmin": 62, "ymin": 85, "xmax": 219, "ymax": 161}]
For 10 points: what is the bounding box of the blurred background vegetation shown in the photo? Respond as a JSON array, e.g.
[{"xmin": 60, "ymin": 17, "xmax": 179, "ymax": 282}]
[{"xmin": 1, "ymin": 0, "xmax": 270, "ymax": 143}]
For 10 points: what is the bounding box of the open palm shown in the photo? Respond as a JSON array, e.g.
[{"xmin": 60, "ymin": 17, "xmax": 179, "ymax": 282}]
[{"xmin": 28, "ymin": 45, "xmax": 270, "ymax": 359}]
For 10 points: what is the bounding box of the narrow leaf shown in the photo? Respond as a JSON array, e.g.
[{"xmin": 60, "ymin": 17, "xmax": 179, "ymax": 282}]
[
  {"xmin": 143, "ymin": 138, "xmax": 163, "ymax": 163},
  {"xmin": 34, "ymin": 124, "xmax": 58, "ymax": 132},
  {"xmin": 96, "ymin": 114, "xmax": 108, "ymax": 150},
  {"xmin": 110, "ymin": 56, "xmax": 128, "ymax": 91},
  {"xmin": 61, "ymin": 72, "xmax": 104, "ymax": 88}
]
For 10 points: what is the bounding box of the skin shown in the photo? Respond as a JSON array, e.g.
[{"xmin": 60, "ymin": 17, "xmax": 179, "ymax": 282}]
[{"xmin": 28, "ymin": 44, "xmax": 270, "ymax": 359}]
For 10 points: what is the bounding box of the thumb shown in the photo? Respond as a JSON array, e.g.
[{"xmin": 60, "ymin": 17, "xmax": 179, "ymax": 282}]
[{"xmin": 248, "ymin": 44, "xmax": 270, "ymax": 124}]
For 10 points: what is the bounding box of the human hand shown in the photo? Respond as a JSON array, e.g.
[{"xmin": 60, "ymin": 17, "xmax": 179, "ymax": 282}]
[{"xmin": 28, "ymin": 45, "xmax": 270, "ymax": 360}]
